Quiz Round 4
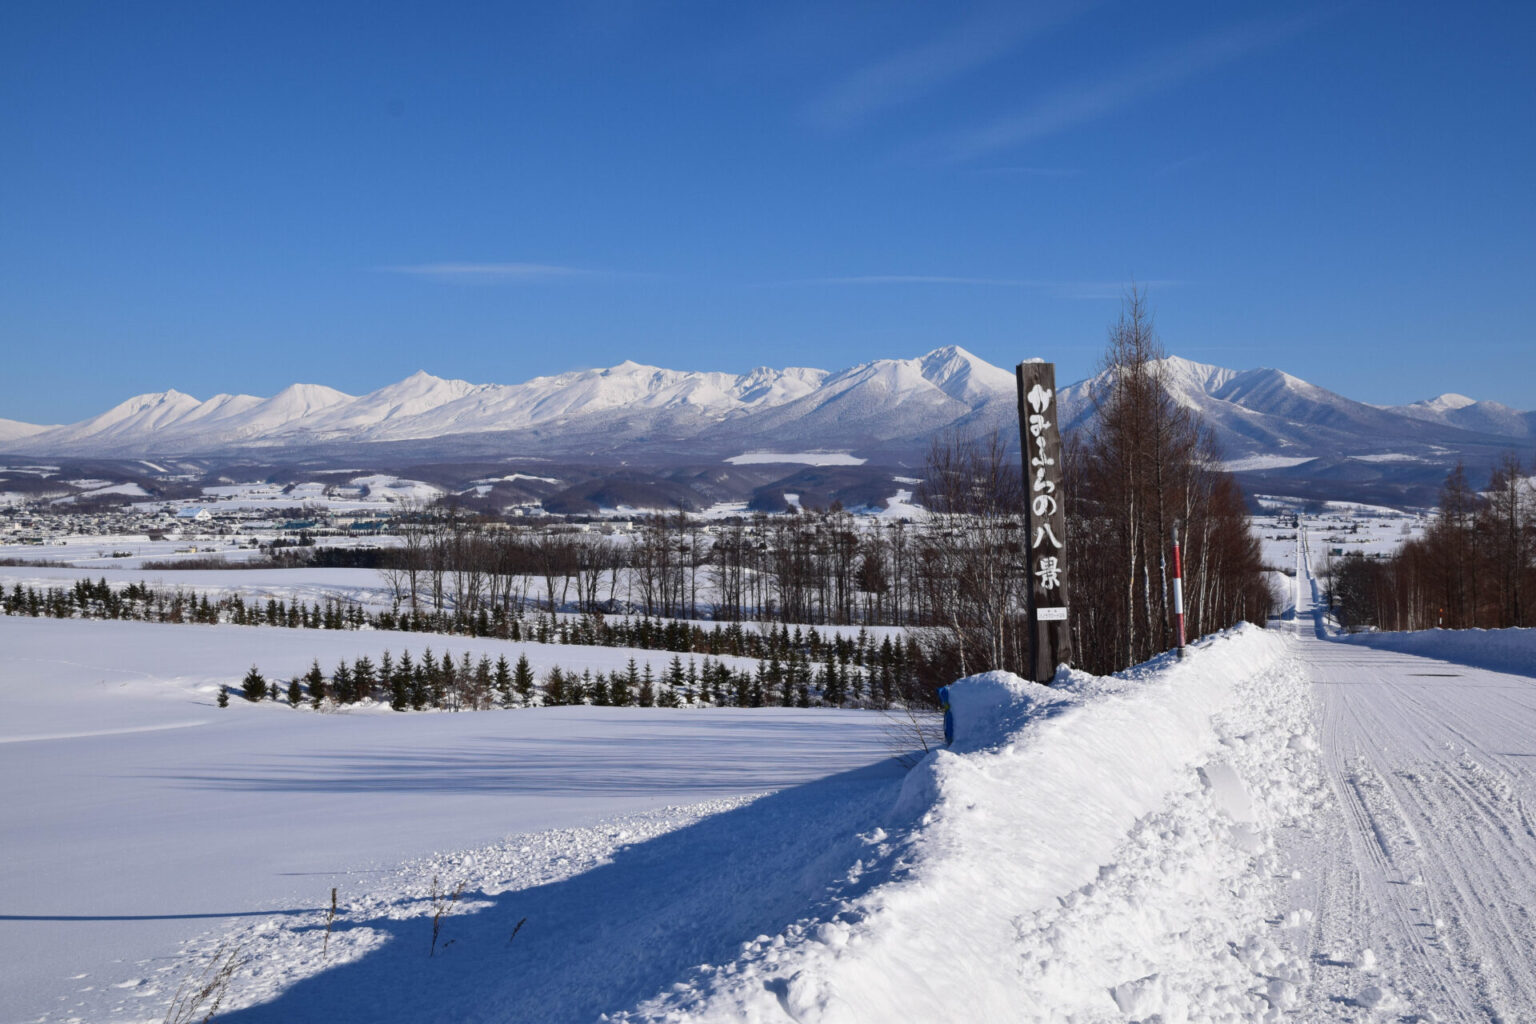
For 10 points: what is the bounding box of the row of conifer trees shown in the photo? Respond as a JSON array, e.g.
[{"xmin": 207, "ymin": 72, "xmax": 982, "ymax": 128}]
[
  {"xmin": 220, "ymin": 646, "xmax": 883, "ymax": 712},
  {"xmin": 2, "ymin": 577, "xmax": 927, "ymax": 686}
]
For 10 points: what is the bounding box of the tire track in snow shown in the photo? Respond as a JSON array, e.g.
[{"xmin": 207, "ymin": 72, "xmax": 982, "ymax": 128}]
[
  {"xmin": 1286, "ymin": 531, "xmax": 1536, "ymax": 1022},
  {"xmin": 1381, "ymin": 678, "xmax": 1536, "ymax": 1016},
  {"xmin": 1319, "ymin": 685, "xmax": 1479, "ymax": 1020}
]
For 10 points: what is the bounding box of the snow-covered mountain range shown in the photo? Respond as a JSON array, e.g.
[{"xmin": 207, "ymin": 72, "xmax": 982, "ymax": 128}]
[
  {"xmin": 2, "ymin": 348, "xmax": 1018, "ymax": 459},
  {"xmin": 4, "ymin": 349, "xmax": 1532, "ymax": 477}
]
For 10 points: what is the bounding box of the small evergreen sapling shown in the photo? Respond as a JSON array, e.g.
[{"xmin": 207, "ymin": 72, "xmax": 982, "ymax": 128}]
[
  {"xmin": 544, "ymin": 666, "xmax": 568, "ymax": 705},
  {"xmin": 332, "ymin": 660, "xmax": 353, "ymax": 704},
  {"xmin": 494, "ymin": 654, "xmax": 513, "ymax": 707},
  {"xmin": 353, "ymin": 655, "xmax": 376, "ymax": 702},
  {"xmin": 638, "ymin": 663, "xmax": 656, "ymax": 707},
  {"xmin": 305, "ymin": 660, "xmax": 327, "ymax": 709},
  {"xmin": 513, "ymin": 654, "xmax": 534, "ymax": 706},
  {"xmin": 240, "ymin": 665, "xmax": 267, "ymax": 703}
]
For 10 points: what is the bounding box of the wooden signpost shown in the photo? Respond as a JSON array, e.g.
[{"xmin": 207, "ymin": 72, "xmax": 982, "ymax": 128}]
[{"xmin": 1016, "ymin": 361, "xmax": 1072, "ymax": 682}]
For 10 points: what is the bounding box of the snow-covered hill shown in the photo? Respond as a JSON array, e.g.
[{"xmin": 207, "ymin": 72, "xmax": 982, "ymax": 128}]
[
  {"xmin": 0, "ymin": 417, "xmax": 52, "ymax": 443},
  {"xmin": 1389, "ymin": 393, "xmax": 1536, "ymax": 438},
  {"xmin": 4, "ymin": 351, "xmax": 1531, "ymax": 487}
]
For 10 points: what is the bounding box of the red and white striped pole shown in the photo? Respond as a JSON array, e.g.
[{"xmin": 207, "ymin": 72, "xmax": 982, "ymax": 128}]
[{"xmin": 1172, "ymin": 521, "xmax": 1187, "ymax": 660}]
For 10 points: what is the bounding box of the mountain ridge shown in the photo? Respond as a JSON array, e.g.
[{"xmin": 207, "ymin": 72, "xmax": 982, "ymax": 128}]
[{"xmin": 4, "ymin": 351, "xmax": 1532, "ymax": 493}]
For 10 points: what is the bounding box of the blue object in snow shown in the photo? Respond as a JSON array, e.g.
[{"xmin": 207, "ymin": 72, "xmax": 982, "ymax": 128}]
[{"xmin": 938, "ymin": 685, "xmax": 953, "ymax": 747}]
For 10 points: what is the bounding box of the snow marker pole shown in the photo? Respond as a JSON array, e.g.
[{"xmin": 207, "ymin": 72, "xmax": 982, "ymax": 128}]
[{"xmin": 1171, "ymin": 521, "xmax": 1186, "ymax": 661}]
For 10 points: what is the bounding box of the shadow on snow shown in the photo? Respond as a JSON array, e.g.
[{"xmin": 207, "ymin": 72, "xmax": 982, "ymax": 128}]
[{"xmin": 213, "ymin": 755, "xmax": 912, "ymax": 1024}]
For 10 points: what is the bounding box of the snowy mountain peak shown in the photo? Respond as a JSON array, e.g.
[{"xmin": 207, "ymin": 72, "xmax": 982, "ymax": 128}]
[
  {"xmin": 120, "ymin": 389, "xmax": 199, "ymax": 413},
  {"xmin": 1418, "ymin": 393, "xmax": 1478, "ymax": 413},
  {"xmin": 372, "ymin": 371, "xmax": 477, "ymax": 400},
  {"xmin": 1388, "ymin": 392, "xmax": 1536, "ymax": 439},
  {"xmin": 274, "ymin": 382, "xmax": 353, "ymax": 401},
  {"xmin": 916, "ymin": 345, "xmax": 1016, "ymax": 403},
  {"xmin": 1156, "ymin": 355, "xmax": 1239, "ymax": 391},
  {"xmin": 90, "ymin": 389, "xmax": 201, "ymax": 425}
]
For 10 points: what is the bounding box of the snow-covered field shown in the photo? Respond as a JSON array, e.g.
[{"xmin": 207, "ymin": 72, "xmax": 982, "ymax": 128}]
[
  {"xmin": 1222, "ymin": 454, "xmax": 1318, "ymax": 473},
  {"xmin": 0, "ymin": 563, "xmax": 391, "ymax": 607},
  {"xmin": 4, "ymin": 614, "xmax": 1319, "ymax": 1024},
  {"xmin": 0, "ymin": 615, "xmax": 894, "ymax": 1024},
  {"xmin": 0, "ymin": 535, "xmax": 396, "ymax": 571},
  {"xmin": 724, "ymin": 453, "xmax": 867, "ymax": 466},
  {"xmin": 1338, "ymin": 625, "xmax": 1536, "ymax": 678},
  {"xmin": 1251, "ymin": 497, "xmax": 1428, "ymax": 572},
  {"xmin": 7, "ymin": 518, "xmax": 1536, "ymax": 1022}
]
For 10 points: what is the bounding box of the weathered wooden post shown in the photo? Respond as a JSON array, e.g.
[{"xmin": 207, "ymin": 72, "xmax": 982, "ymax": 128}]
[{"xmin": 1016, "ymin": 361, "xmax": 1072, "ymax": 683}]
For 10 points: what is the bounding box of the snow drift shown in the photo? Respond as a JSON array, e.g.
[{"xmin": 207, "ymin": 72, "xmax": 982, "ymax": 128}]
[
  {"xmin": 124, "ymin": 625, "xmax": 1323, "ymax": 1023},
  {"xmin": 616, "ymin": 624, "xmax": 1321, "ymax": 1023}
]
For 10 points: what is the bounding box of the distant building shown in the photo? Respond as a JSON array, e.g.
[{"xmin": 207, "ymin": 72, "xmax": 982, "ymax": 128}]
[{"xmin": 175, "ymin": 507, "xmax": 212, "ymax": 522}]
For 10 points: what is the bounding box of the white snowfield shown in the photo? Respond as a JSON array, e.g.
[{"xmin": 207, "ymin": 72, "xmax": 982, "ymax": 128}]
[
  {"xmin": 5, "ymin": 526, "xmax": 1536, "ymax": 1021},
  {"xmin": 723, "ymin": 453, "xmax": 868, "ymax": 466},
  {"xmin": 0, "ymin": 616, "xmax": 888, "ymax": 1024}
]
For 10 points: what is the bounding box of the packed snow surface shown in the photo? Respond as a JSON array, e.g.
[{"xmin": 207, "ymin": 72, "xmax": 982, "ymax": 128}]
[{"xmin": 1278, "ymin": 528, "xmax": 1536, "ymax": 1020}]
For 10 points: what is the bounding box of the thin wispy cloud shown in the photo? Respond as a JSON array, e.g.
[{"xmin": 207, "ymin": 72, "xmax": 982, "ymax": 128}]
[
  {"xmin": 378, "ymin": 262, "xmax": 600, "ymax": 281},
  {"xmin": 771, "ymin": 275, "xmax": 1184, "ymax": 297},
  {"xmin": 933, "ymin": 12, "xmax": 1322, "ymax": 162},
  {"xmin": 814, "ymin": 274, "xmax": 1034, "ymax": 286},
  {"xmin": 806, "ymin": 0, "xmax": 1097, "ymax": 129},
  {"xmin": 969, "ymin": 165, "xmax": 1082, "ymax": 178}
]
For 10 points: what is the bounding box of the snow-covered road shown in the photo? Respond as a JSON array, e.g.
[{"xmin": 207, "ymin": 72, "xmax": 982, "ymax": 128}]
[{"xmin": 1282, "ymin": 529, "xmax": 1536, "ymax": 1021}]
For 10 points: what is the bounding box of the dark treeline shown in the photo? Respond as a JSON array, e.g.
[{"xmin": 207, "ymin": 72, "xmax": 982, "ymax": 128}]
[
  {"xmin": 139, "ymin": 545, "xmax": 390, "ymax": 572},
  {"xmin": 227, "ymin": 646, "xmax": 860, "ymax": 713},
  {"xmin": 1332, "ymin": 454, "xmax": 1535, "ymax": 631},
  {"xmin": 3, "ymin": 577, "xmax": 927, "ymax": 706}
]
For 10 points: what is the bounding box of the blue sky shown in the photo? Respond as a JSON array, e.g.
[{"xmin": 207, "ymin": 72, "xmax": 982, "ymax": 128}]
[{"xmin": 3, "ymin": 0, "xmax": 1533, "ymax": 424}]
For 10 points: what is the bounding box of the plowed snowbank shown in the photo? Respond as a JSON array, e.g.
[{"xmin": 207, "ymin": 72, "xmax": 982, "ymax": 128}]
[{"xmin": 621, "ymin": 625, "xmax": 1326, "ymax": 1023}]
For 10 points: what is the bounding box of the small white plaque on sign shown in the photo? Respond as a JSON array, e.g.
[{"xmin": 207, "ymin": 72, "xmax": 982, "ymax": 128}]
[{"xmin": 1037, "ymin": 606, "xmax": 1068, "ymax": 621}]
